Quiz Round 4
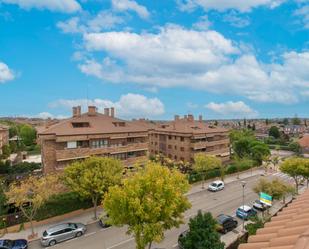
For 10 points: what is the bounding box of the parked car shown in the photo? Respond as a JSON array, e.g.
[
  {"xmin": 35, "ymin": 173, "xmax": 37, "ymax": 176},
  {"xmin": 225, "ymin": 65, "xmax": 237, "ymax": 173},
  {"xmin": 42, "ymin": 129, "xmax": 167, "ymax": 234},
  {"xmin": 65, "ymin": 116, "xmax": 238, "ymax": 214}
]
[
  {"xmin": 99, "ymin": 214, "xmax": 111, "ymax": 228},
  {"xmin": 208, "ymin": 180, "xmax": 224, "ymax": 192},
  {"xmin": 178, "ymin": 230, "xmax": 189, "ymax": 249},
  {"xmin": 216, "ymin": 214, "xmax": 238, "ymax": 234},
  {"xmin": 41, "ymin": 223, "xmax": 86, "ymax": 247},
  {"xmin": 236, "ymin": 205, "xmax": 257, "ymax": 220},
  {"xmin": 0, "ymin": 239, "xmax": 28, "ymax": 249},
  {"xmin": 253, "ymin": 200, "xmax": 267, "ymax": 211}
]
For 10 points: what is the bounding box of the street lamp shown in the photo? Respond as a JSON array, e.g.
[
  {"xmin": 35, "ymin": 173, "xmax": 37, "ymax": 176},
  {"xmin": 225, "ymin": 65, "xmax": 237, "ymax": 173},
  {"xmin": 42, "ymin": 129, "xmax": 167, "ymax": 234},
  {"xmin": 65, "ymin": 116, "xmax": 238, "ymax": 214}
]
[{"xmin": 241, "ymin": 181, "xmax": 246, "ymax": 232}]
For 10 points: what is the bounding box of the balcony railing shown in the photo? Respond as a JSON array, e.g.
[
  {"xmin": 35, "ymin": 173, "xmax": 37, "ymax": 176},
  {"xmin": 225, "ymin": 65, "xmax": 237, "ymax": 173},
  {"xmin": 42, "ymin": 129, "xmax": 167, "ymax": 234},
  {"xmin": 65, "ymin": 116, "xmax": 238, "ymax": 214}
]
[
  {"xmin": 192, "ymin": 139, "xmax": 229, "ymax": 150},
  {"xmin": 56, "ymin": 142, "xmax": 148, "ymax": 161}
]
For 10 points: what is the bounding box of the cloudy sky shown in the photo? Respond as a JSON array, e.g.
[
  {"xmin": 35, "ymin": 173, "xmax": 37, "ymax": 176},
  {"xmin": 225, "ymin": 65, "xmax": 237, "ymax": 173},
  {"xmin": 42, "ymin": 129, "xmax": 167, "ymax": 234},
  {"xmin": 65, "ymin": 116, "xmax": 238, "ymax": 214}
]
[{"xmin": 0, "ymin": 0, "xmax": 308, "ymax": 120}]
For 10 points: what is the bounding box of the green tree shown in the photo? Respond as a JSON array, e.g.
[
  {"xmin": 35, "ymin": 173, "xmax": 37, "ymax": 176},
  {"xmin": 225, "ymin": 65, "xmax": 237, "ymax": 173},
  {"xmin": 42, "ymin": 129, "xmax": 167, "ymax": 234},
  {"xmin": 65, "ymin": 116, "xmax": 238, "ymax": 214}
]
[
  {"xmin": 268, "ymin": 126, "xmax": 280, "ymax": 139},
  {"xmin": 6, "ymin": 174, "xmax": 61, "ymax": 237},
  {"xmin": 0, "ymin": 178, "xmax": 7, "ymax": 216},
  {"xmin": 194, "ymin": 154, "xmax": 222, "ymax": 188},
  {"xmin": 179, "ymin": 211, "xmax": 224, "ymax": 249},
  {"xmin": 250, "ymin": 141, "xmax": 270, "ymax": 165},
  {"xmin": 1, "ymin": 144, "xmax": 11, "ymax": 159},
  {"xmin": 280, "ymin": 157, "xmax": 306, "ymax": 194},
  {"xmin": 292, "ymin": 116, "xmax": 301, "ymax": 125},
  {"xmin": 64, "ymin": 157, "xmax": 123, "ymax": 219},
  {"xmin": 283, "ymin": 118, "xmax": 289, "ymax": 126},
  {"xmin": 288, "ymin": 142, "xmax": 301, "ymax": 154},
  {"xmin": 104, "ymin": 162, "xmax": 191, "ymax": 249},
  {"xmin": 19, "ymin": 124, "xmax": 37, "ymax": 146},
  {"xmin": 253, "ymin": 178, "xmax": 294, "ymax": 204}
]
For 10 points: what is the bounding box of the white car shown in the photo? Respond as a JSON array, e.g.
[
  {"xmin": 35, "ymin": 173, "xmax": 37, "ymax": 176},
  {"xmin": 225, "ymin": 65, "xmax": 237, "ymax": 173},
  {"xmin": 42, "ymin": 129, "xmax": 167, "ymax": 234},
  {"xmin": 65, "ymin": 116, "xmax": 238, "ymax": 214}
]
[{"xmin": 208, "ymin": 180, "xmax": 224, "ymax": 192}]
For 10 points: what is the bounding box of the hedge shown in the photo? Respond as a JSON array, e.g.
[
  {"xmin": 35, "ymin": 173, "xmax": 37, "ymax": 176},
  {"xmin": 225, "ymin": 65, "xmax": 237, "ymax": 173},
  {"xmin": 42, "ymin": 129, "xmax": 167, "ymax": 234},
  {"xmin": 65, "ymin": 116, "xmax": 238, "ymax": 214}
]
[{"xmin": 35, "ymin": 192, "xmax": 93, "ymax": 221}]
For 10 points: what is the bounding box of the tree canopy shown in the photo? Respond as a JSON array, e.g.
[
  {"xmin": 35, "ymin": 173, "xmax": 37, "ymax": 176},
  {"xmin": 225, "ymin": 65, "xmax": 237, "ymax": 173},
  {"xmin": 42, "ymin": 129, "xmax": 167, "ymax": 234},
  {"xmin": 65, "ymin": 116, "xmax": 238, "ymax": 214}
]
[
  {"xmin": 104, "ymin": 162, "xmax": 191, "ymax": 249},
  {"xmin": 194, "ymin": 154, "xmax": 222, "ymax": 188},
  {"xmin": 269, "ymin": 126, "xmax": 280, "ymax": 139},
  {"xmin": 253, "ymin": 178, "xmax": 294, "ymax": 201},
  {"xmin": 63, "ymin": 156, "xmax": 123, "ymax": 219},
  {"xmin": 6, "ymin": 174, "xmax": 61, "ymax": 236},
  {"xmin": 179, "ymin": 211, "xmax": 224, "ymax": 249},
  {"xmin": 280, "ymin": 157, "xmax": 309, "ymax": 194}
]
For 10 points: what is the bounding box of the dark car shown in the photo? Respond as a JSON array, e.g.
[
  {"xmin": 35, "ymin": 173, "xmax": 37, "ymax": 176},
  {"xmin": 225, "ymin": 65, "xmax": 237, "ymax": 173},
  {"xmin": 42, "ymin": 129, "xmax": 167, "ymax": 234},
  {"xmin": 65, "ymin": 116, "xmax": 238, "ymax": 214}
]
[
  {"xmin": 0, "ymin": 239, "xmax": 28, "ymax": 249},
  {"xmin": 216, "ymin": 214, "xmax": 238, "ymax": 234}
]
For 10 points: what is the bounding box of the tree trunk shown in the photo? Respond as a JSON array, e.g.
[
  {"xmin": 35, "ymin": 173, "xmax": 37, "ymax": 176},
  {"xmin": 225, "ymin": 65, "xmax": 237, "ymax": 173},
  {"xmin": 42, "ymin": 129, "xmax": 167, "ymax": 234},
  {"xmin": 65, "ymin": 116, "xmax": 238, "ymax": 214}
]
[
  {"xmin": 202, "ymin": 173, "xmax": 205, "ymax": 189},
  {"xmin": 295, "ymin": 178, "xmax": 299, "ymax": 195},
  {"xmin": 30, "ymin": 219, "xmax": 35, "ymax": 236},
  {"xmin": 93, "ymin": 195, "xmax": 98, "ymax": 219},
  {"xmin": 148, "ymin": 241, "xmax": 152, "ymax": 249}
]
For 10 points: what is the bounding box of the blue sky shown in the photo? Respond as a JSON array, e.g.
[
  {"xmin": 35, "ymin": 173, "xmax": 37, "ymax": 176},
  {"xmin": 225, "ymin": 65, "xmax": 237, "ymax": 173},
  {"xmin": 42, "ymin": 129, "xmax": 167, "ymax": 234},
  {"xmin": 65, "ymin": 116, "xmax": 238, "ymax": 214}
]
[{"xmin": 0, "ymin": 0, "xmax": 308, "ymax": 120}]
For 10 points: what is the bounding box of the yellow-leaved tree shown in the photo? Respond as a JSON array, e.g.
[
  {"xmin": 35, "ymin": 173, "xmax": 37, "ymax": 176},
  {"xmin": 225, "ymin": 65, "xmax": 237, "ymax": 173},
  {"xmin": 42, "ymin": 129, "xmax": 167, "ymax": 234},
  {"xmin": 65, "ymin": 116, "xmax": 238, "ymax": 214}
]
[
  {"xmin": 104, "ymin": 162, "xmax": 191, "ymax": 249},
  {"xmin": 194, "ymin": 153, "xmax": 222, "ymax": 188},
  {"xmin": 6, "ymin": 174, "xmax": 62, "ymax": 237},
  {"xmin": 63, "ymin": 157, "xmax": 123, "ymax": 219}
]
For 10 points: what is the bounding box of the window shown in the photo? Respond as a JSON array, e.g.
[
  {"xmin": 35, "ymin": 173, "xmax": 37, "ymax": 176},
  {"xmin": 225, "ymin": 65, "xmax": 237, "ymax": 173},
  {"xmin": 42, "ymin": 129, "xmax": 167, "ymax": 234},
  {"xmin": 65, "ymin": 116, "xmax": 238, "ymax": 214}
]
[
  {"xmin": 180, "ymin": 137, "xmax": 184, "ymax": 142},
  {"xmin": 174, "ymin": 155, "xmax": 177, "ymax": 160},
  {"xmin": 168, "ymin": 145, "xmax": 172, "ymax": 149},
  {"xmin": 67, "ymin": 141, "xmax": 77, "ymax": 149},
  {"xmin": 91, "ymin": 139, "xmax": 108, "ymax": 148},
  {"xmin": 168, "ymin": 135, "xmax": 172, "ymax": 140},
  {"xmin": 180, "ymin": 147, "xmax": 184, "ymax": 152},
  {"xmin": 174, "ymin": 145, "xmax": 177, "ymax": 149}
]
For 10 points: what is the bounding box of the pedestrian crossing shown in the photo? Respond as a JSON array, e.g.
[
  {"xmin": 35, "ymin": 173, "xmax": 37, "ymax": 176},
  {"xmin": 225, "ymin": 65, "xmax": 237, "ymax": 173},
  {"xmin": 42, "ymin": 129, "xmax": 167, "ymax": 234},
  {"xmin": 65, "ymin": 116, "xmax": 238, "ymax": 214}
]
[{"xmin": 271, "ymin": 171, "xmax": 295, "ymax": 183}]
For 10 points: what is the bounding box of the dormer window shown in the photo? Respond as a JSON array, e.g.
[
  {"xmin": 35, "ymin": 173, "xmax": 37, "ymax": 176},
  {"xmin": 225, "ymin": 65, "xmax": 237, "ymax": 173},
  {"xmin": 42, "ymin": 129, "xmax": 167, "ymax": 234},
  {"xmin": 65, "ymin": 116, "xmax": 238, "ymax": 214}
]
[
  {"xmin": 72, "ymin": 122, "xmax": 90, "ymax": 128},
  {"xmin": 113, "ymin": 122, "xmax": 126, "ymax": 127}
]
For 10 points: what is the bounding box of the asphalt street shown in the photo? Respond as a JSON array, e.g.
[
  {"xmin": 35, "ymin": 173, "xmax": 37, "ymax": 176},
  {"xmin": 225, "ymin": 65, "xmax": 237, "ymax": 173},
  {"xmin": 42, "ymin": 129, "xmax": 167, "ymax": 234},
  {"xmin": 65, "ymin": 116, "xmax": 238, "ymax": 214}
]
[{"xmin": 28, "ymin": 171, "xmax": 294, "ymax": 249}]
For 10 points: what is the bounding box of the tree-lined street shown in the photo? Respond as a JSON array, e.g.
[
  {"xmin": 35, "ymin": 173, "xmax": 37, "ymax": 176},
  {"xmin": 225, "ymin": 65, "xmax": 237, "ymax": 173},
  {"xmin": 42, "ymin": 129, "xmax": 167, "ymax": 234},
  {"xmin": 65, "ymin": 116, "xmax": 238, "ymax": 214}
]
[{"xmin": 26, "ymin": 169, "xmax": 294, "ymax": 249}]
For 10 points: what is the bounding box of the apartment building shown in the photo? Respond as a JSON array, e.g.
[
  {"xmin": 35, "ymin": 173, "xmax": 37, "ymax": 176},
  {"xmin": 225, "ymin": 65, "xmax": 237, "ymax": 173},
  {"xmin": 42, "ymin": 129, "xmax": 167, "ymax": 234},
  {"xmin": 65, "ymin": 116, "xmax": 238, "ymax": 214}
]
[
  {"xmin": 0, "ymin": 124, "xmax": 9, "ymax": 155},
  {"xmin": 38, "ymin": 106, "xmax": 149, "ymax": 173},
  {"xmin": 149, "ymin": 115, "xmax": 230, "ymax": 163}
]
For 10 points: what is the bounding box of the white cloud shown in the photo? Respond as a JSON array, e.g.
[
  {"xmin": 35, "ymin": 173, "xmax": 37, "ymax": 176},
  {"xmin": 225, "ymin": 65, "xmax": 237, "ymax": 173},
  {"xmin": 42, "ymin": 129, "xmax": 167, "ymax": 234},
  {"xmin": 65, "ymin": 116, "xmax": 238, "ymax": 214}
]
[
  {"xmin": 79, "ymin": 26, "xmax": 309, "ymax": 104},
  {"xmin": 223, "ymin": 11, "xmax": 250, "ymax": 28},
  {"xmin": 111, "ymin": 0, "xmax": 150, "ymax": 19},
  {"xmin": 1, "ymin": 0, "xmax": 81, "ymax": 13},
  {"xmin": 0, "ymin": 61, "xmax": 15, "ymax": 83},
  {"xmin": 57, "ymin": 11, "xmax": 124, "ymax": 34},
  {"xmin": 36, "ymin": 112, "xmax": 67, "ymax": 119},
  {"xmin": 49, "ymin": 93, "xmax": 165, "ymax": 119},
  {"xmin": 192, "ymin": 15, "xmax": 212, "ymax": 30},
  {"xmin": 177, "ymin": 0, "xmax": 285, "ymax": 12},
  {"xmin": 205, "ymin": 101, "xmax": 258, "ymax": 118},
  {"xmin": 295, "ymin": 5, "xmax": 309, "ymax": 29}
]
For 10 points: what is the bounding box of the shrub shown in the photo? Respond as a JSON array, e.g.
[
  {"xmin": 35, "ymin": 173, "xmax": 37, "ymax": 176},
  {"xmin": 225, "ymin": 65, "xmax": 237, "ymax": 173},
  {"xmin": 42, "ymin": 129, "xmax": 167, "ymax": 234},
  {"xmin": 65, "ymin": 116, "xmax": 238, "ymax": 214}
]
[{"xmin": 226, "ymin": 165, "xmax": 238, "ymax": 174}]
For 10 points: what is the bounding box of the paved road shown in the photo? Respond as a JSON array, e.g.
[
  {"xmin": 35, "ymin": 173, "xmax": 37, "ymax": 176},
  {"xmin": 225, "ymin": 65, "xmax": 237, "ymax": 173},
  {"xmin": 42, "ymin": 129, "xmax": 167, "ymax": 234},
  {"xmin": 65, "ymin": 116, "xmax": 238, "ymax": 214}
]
[{"xmin": 29, "ymin": 172, "xmax": 293, "ymax": 249}]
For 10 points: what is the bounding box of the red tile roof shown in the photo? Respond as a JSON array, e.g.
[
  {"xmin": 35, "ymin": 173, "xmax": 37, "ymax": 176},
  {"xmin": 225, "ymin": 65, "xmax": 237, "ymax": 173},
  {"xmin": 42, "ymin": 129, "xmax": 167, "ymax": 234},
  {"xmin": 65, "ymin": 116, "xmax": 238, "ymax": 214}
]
[{"xmin": 238, "ymin": 190, "xmax": 309, "ymax": 249}]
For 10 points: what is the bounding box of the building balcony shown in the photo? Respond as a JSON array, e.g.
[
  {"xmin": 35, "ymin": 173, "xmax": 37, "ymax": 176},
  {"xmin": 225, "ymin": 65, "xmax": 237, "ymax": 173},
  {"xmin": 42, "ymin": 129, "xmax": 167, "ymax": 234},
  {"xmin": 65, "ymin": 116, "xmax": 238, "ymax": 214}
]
[
  {"xmin": 55, "ymin": 142, "xmax": 148, "ymax": 161},
  {"xmin": 204, "ymin": 148, "xmax": 230, "ymax": 156},
  {"xmin": 191, "ymin": 139, "xmax": 229, "ymax": 150}
]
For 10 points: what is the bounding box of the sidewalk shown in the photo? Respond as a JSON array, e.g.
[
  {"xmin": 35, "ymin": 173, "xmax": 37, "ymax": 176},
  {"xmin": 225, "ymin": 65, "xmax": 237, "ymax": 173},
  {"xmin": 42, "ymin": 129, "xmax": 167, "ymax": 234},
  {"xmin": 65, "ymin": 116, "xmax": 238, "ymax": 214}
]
[
  {"xmin": 187, "ymin": 168, "xmax": 264, "ymax": 196},
  {"xmin": 1, "ymin": 207, "xmax": 103, "ymax": 241},
  {"xmin": 2, "ymin": 168, "xmax": 264, "ymax": 242}
]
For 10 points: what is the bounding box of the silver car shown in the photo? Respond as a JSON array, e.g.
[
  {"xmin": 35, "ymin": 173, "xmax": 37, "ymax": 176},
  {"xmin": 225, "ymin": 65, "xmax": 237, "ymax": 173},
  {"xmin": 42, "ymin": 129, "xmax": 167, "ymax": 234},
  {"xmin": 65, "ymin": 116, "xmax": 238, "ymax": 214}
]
[{"xmin": 41, "ymin": 223, "xmax": 86, "ymax": 247}]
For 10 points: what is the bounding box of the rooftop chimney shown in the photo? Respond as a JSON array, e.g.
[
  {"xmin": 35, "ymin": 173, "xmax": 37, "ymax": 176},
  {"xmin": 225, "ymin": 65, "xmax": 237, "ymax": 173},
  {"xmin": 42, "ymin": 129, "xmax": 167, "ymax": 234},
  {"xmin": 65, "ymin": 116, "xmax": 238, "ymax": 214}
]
[
  {"xmin": 110, "ymin": 107, "xmax": 115, "ymax": 117},
  {"xmin": 72, "ymin": 106, "xmax": 81, "ymax": 117},
  {"xmin": 188, "ymin": 114, "xmax": 194, "ymax": 122},
  {"xmin": 174, "ymin": 115, "xmax": 180, "ymax": 121},
  {"xmin": 104, "ymin": 108, "xmax": 110, "ymax": 116},
  {"xmin": 88, "ymin": 106, "xmax": 97, "ymax": 116},
  {"xmin": 199, "ymin": 115, "xmax": 203, "ymax": 122}
]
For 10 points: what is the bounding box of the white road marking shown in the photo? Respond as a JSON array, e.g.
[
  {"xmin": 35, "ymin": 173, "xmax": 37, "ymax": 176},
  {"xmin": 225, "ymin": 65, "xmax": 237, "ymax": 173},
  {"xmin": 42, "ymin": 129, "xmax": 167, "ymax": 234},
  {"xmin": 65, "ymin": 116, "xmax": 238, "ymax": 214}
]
[
  {"xmin": 106, "ymin": 238, "xmax": 134, "ymax": 249},
  {"xmin": 85, "ymin": 231, "xmax": 96, "ymax": 237}
]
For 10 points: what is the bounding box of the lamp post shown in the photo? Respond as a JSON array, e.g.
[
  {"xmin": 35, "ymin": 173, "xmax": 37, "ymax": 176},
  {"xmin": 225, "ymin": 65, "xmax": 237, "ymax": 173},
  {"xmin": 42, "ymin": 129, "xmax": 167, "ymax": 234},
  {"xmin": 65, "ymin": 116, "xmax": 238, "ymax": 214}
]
[{"xmin": 241, "ymin": 181, "xmax": 246, "ymax": 232}]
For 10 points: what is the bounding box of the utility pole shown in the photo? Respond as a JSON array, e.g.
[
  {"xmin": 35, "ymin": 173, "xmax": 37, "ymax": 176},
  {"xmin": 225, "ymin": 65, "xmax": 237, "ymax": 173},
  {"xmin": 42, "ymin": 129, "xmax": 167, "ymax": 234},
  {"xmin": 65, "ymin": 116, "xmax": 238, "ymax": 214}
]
[{"xmin": 241, "ymin": 181, "xmax": 246, "ymax": 232}]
